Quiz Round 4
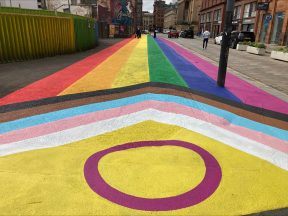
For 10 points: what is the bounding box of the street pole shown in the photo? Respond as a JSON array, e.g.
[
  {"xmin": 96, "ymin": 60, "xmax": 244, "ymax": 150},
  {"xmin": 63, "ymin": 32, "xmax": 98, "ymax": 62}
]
[
  {"xmin": 10, "ymin": 0, "xmax": 12, "ymax": 7},
  {"xmin": 68, "ymin": 0, "xmax": 71, "ymax": 13},
  {"xmin": 217, "ymin": 0, "xmax": 235, "ymax": 87}
]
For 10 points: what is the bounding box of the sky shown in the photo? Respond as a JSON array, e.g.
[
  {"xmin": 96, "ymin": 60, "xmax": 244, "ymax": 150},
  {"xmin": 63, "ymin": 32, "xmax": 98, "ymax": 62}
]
[{"xmin": 143, "ymin": 0, "xmax": 175, "ymax": 12}]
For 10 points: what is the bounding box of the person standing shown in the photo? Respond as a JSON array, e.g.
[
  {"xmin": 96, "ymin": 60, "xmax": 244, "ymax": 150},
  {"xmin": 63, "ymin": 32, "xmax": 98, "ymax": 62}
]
[
  {"xmin": 136, "ymin": 28, "xmax": 141, "ymax": 39},
  {"xmin": 154, "ymin": 28, "xmax": 157, "ymax": 38},
  {"xmin": 202, "ymin": 30, "xmax": 210, "ymax": 49}
]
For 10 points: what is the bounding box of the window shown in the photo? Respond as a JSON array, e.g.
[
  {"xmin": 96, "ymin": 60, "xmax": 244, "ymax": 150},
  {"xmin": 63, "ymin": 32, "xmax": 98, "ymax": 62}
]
[
  {"xmin": 214, "ymin": 9, "xmax": 221, "ymax": 21},
  {"xmin": 206, "ymin": 12, "xmax": 211, "ymax": 22},
  {"xmin": 233, "ymin": 6, "xmax": 241, "ymax": 20},
  {"xmin": 271, "ymin": 12, "xmax": 285, "ymax": 44},
  {"xmin": 200, "ymin": 14, "xmax": 205, "ymax": 23},
  {"xmin": 244, "ymin": 2, "xmax": 256, "ymax": 18}
]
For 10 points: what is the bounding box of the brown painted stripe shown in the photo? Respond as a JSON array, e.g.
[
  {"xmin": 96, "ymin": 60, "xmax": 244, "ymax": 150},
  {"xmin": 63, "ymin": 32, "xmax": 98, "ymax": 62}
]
[{"xmin": 0, "ymin": 84, "xmax": 287, "ymax": 130}]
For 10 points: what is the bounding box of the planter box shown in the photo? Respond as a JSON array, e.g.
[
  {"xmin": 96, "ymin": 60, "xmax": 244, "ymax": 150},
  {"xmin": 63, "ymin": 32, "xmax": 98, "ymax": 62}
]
[
  {"xmin": 246, "ymin": 46, "xmax": 266, "ymax": 55},
  {"xmin": 271, "ymin": 51, "xmax": 288, "ymax": 62},
  {"xmin": 236, "ymin": 44, "xmax": 248, "ymax": 51}
]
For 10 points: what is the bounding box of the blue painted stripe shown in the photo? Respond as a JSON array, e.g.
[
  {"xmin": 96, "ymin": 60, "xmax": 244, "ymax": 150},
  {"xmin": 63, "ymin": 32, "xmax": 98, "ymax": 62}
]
[
  {"xmin": 155, "ymin": 38, "xmax": 242, "ymax": 103},
  {"xmin": 0, "ymin": 93, "xmax": 287, "ymax": 141}
]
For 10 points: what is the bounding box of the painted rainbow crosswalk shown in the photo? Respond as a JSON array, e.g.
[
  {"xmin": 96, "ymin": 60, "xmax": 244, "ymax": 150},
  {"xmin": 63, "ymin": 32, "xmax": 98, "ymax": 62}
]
[
  {"xmin": 0, "ymin": 35, "xmax": 287, "ymax": 215},
  {"xmin": 1, "ymin": 35, "xmax": 287, "ymax": 114}
]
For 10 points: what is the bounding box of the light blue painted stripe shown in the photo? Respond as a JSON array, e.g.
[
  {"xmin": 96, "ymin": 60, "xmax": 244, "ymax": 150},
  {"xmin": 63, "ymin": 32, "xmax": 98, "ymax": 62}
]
[{"xmin": 0, "ymin": 93, "xmax": 287, "ymax": 141}]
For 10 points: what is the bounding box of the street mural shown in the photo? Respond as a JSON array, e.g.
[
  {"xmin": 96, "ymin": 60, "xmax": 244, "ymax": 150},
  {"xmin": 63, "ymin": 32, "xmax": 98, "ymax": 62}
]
[
  {"xmin": 0, "ymin": 35, "xmax": 288, "ymax": 215},
  {"xmin": 98, "ymin": 0, "xmax": 135, "ymax": 26},
  {"xmin": 111, "ymin": 0, "xmax": 135, "ymax": 25}
]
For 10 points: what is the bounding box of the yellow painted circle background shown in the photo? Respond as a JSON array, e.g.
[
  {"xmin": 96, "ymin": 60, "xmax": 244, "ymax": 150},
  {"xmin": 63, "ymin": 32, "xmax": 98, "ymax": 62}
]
[{"xmin": 98, "ymin": 146, "xmax": 206, "ymax": 198}]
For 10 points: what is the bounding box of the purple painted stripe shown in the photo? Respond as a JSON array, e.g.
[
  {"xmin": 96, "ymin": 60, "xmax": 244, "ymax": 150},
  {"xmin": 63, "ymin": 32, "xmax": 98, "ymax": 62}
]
[
  {"xmin": 159, "ymin": 38, "xmax": 288, "ymax": 114},
  {"xmin": 155, "ymin": 38, "xmax": 242, "ymax": 102}
]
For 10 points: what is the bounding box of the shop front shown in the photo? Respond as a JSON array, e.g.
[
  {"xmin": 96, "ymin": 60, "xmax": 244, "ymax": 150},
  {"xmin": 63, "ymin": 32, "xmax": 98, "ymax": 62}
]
[
  {"xmin": 270, "ymin": 12, "xmax": 285, "ymax": 44},
  {"xmin": 256, "ymin": 0, "xmax": 288, "ymax": 46},
  {"xmin": 242, "ymin": 18, "xmax": 255, "ymax": 32}
]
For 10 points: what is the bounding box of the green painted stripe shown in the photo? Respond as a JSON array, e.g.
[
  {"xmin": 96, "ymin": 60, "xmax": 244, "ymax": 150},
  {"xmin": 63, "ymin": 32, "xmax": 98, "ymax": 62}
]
[{"xmin": 147, "ymin": 36, "xmax": 188, "ymax": 87}]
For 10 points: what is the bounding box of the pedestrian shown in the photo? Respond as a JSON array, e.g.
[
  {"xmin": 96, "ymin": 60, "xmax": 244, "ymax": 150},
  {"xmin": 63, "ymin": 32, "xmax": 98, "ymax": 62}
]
[
  {"xmin": 202, "ymin": 29, "xmax": 210, "ymax": 49},
  {"xmin": 136, "ymin": 28, "xmax": 141, "ymax": 39},
  {"xmin": 154, "ymin": 28, "xmax": 157, "ymax": 38}
]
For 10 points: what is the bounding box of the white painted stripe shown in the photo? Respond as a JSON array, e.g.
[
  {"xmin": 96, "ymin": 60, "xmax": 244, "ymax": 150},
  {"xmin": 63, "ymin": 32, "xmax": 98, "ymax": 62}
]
[{"xmin": 0, "ymin": 109, "xmax": 287, "ymax": 170}]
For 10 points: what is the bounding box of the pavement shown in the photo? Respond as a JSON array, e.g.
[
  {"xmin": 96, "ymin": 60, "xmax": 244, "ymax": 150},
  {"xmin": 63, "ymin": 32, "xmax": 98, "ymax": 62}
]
[
  {"xmin": 0, "ymin": 38, "xmax": 123, "ymax": 98},
  {"xmin": 159, "ymin": 34, "xmax": 288, "ymax": 100},
  {"xmin": 0, "ymin": 35, "xmax": 287, "ymax": 216}
]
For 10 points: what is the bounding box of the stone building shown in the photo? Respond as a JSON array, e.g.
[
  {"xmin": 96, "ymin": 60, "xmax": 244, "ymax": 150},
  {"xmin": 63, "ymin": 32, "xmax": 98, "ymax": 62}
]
[
  {"xmin": 0, "ymin": 0, "xmax": 43, "ymax": 9},
  {"xmin": 164, "ymin": 5, "xmax": 177, "ymax": 29},
  {"xmin": 135, "ymin": 0, "xmax": 143, "ymax": 28},
  {"xmin": 46, "ymin": 0, "xmax": 94, "ymax": 17},
  {"xmin": 176, "ymin": 0, "xmax": 201, "ymax": 31},
  {"xmin": 153, "ymin": 0, "xmax": 166, "ymax": 32},
  {"xmin": 143, "ymin": 11, "xmax": 154, "ymax": 31}
]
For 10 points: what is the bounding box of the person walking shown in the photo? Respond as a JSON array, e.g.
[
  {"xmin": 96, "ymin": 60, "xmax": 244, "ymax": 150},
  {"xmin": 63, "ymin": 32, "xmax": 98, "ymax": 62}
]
[
  {"xmin": 136, "ymin": 28, "xmax": 141, "ymax": 39},
  {"xmin": 202, "ymin": 29, "xmax": 210, "ymax": 49}
]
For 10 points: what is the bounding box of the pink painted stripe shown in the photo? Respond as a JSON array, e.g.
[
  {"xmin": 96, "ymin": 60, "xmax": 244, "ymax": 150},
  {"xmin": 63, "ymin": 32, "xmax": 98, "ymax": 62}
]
[
  {"xmin": 1, "ymin": 101, "xmax": 287, "ymax": 153},
  {"xmin": 160, "ymin": 38, "xmax": 288, "ymax": 114}
]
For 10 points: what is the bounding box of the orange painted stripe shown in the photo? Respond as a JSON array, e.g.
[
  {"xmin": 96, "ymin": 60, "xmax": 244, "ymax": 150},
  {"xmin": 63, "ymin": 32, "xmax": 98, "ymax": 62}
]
[{"xmin": 60, "ymin": 39, "xmax": 139, "ymax": 95}]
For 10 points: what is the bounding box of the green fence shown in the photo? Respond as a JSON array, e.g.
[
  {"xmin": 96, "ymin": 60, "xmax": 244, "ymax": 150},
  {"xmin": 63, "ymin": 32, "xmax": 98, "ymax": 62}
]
[
  {"xmin": 0, "ymin": 7, "xmax": 98, "ymax": 63},
  {"xmin": 74, "ymin": 18, "xmax": 98, "ymax": 51}
]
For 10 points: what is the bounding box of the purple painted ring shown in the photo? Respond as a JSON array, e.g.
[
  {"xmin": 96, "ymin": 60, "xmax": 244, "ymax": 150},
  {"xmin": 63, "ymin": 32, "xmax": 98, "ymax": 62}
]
[{"xmin": 84, "ymin": 140, "xmax": 222, "ymax": 211}]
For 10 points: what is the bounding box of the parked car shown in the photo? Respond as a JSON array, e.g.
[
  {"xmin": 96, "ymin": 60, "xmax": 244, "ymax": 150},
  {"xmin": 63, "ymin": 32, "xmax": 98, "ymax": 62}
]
[
  {"xmin": 214, "ymin": 32, "xmax": 223, "ymax": 45},
  {"xmin": 142, "ymin": 30, "xmax": 149, "ymax": 34},
  {"xmin": 180, "ymin": 29, "xmax": 194, "ymax": 38},
  {"xmin": 163, "ymin": 29, "xmax": 170, "ymax": 34},
  {"xmin": 230, "ymin": 31, "xmax": 255, "ymax": 49},
  {"xmin": 168, "ymin": 30, "xmax": 179, "ymax": 38}
]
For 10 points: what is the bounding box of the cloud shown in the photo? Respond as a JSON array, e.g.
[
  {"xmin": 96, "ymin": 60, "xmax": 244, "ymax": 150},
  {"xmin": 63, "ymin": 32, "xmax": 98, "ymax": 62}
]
[{"xmin": 143, "ymin": 0, "xmax": 174, "ymax": 12}]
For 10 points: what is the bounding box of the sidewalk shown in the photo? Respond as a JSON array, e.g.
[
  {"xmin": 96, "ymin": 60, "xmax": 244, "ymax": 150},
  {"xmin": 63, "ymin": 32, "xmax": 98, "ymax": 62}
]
[
  {"xmin": 160, "ymin": 34, "xmax": 288, "ymax": 101},
  {"xmin": 0, "ymin": 39, "xmax": 123, "ymax": 98}
]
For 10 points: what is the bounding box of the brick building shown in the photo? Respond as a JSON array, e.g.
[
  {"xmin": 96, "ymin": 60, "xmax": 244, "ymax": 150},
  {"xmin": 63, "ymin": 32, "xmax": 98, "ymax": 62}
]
[
  {"xmin": 199, "ymin": 0, "xmax": 259, "ymax": 37},
  {"xmin": 199, "ymin": 0, "xmax": 288, "ymax": 45},
  {"xmin": 199, "ymin": 0, "xmax": 226, "ymax": 37},
  {"xmin": 256, "ymin": 0, "xmax": 288, "ymax": 46}
]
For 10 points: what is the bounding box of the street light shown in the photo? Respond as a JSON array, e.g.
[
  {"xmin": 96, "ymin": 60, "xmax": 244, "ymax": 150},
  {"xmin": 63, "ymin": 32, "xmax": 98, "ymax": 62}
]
[{"xmin": 217, "ymin": 0, "xmax": 235, "ymax": 87}]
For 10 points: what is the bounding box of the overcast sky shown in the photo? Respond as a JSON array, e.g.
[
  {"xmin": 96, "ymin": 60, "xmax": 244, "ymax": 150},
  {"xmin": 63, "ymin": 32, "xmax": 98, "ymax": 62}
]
[{"xmin": 143, "ymin": 0, "xmax": 175, "ymax": 12}]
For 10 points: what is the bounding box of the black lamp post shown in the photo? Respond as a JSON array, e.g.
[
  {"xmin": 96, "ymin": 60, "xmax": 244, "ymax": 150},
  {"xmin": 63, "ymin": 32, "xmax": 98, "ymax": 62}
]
[{"xmin": 217, "ymin": 0, "xmax": 235, "ymax": 87}]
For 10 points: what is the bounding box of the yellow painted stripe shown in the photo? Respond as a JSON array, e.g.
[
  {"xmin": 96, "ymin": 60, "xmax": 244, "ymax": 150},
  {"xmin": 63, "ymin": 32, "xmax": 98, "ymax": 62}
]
[
  {"xmin": 1, "ymin": 121, "xmax": 288, "ymax": 215},
  {"xmin": 112, "ymin": 35, "xmax": 149, "ymax": 88},
  {"xmin": 59, "ymin": 39, "xmax": 139, "ymax": 95}
]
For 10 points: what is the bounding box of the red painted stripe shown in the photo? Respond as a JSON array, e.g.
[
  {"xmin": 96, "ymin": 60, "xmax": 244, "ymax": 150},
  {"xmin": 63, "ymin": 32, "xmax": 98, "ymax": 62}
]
[{"xmin": 0, "ymin": 39, "xmax": 132, "ymax": 106}]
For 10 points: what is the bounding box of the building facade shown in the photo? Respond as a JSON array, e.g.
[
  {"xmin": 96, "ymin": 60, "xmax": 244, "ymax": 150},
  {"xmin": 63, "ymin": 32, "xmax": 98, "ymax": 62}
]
[
  {"xmin": 46, "ymin": 0, "xmax": 93, "ymax": 17},
  {"xmin": 0, "ymin": 0, "xmax": 43, "ymax": 9},
  {"xmin": 164, "ymin": 6, "xmax": 177, "ymax": 29},
  {"xmin": 135, "ymin": 0, "xmax": 143, "ymax": 28},
  {"xmin": 142, "ymin": 11, "xmax": 153, "ymax": 30},
  {"xmin": 153, "ymin": 0, "xmax": 166, "ymax": 32},
  {"xmin": 176, "ymin": 0, "xmax": 201, "ymax": 31},
  {"xmin": 199, "ymin": 0, "xmax": 287, "ymax": 45},
  {"xmin": 256, "ymin": 0, "xmax": 288, "ymax": 46},
  {"xmin": 199, "ymin": 0, "xmax": 226, "ymax": 37}
]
